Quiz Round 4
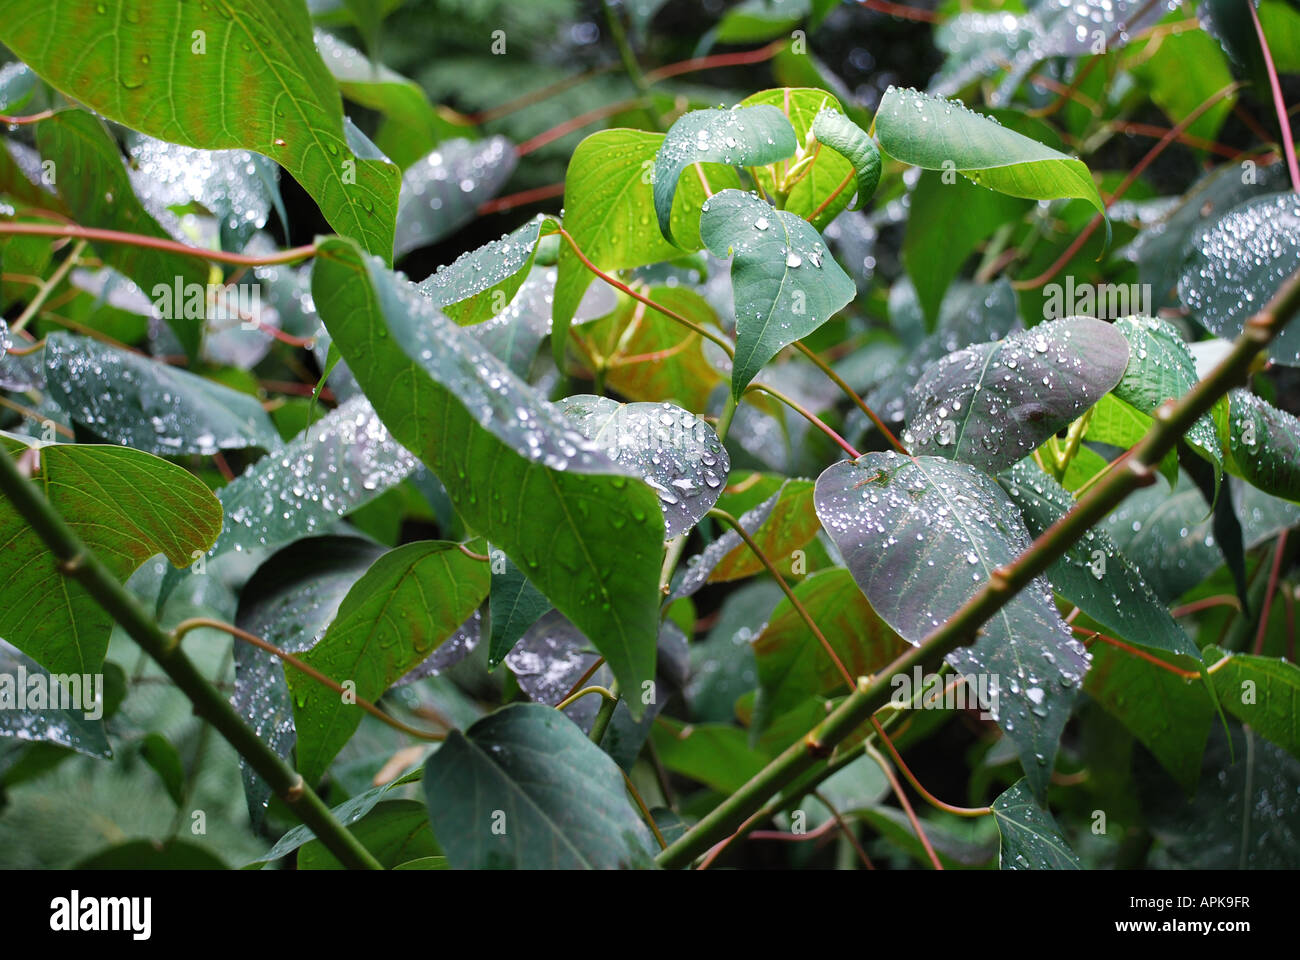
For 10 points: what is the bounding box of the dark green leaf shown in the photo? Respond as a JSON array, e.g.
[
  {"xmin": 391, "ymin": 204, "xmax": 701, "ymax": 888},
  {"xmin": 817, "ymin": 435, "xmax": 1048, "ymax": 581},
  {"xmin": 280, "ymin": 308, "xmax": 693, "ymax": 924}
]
[
  {"xmin": 992, "ymin": 779, "xmax": 1081, "ymax": 869},
  {"xmin": 811, "ymin": 107, "xmax": 881, "ymax": 210},
  {"xmin": 1223, "ymin": 389, "xmax": 1300, "ymax": 503},
  {"xmin": 298, "ymin": 798, "xmax": 440, "ymax": 869},
  {"xmin": 139, "ymin": 733, "xmax": 185, "ymax": 806},
  {"xmin": 488, "ymin": 558, "xmax": 550, "ymax": 667}
]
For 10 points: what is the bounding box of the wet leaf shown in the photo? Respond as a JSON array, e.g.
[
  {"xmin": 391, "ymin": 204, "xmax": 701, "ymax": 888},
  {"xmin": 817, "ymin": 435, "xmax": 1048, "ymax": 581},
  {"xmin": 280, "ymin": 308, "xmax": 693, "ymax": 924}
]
[
  {"xmin": 0, "ymin": 437, "xmax": 221, "ymax": 676},
  {"xmin": 44, "ymin": 333, "xmax": 279, "ymax": 456},
  {"xmin": 903, "ymin": 317, "xmax": 1129, "ymax": 473},
  {"xmin": 1222, "ymin": 389, "xmax": 1300, "ymax": 503},
  {"xmin": 555, "ymin": 395, "xmax": 730, "ymax": 539},
  {"xmin": 815, "ymin": 452, "xmax": 1090, "ymax": 798},
  {"xmin": 417, "ymin": 215, "xmax": 551, "ymax": 327},
  {"xmin": 992, "ymin": 779, "xmax": 1081, "ymax": 869},
  {"xmin": 312, "ymin": 237, "xmax": 665, "ymax": 713},
  {"xmin": 0, "ymin": 641, "xmax": 110, "ymax": 760},
  {"xmin": 289, "ymin": 540, "xmax": 490, "ymax": 785},
  {"xmin": 423, "ymin": 703, "xmax": 655, "ymax": 868},
  {"xmin": 999, "ymin": 460, "xmax": 1199, "ymax": 659},
  {"xmin": 652, "ymin": 104, "xmax": 797, "ymax": 244},
  {"xmin": 393, "ymin": 138, "xmax": 517, "ymax": 259},
  {"xmin": 700, "ymin": 188, "xmax": 855, "ymax": 399}
]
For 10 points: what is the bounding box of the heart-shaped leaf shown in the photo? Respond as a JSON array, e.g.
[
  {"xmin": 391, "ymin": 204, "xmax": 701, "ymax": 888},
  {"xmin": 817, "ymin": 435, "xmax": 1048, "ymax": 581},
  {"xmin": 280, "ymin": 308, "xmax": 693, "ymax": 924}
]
[
  {"xmin": 903, "ymin": 317, "xmax": 1129, "ymax": 473},
  {"xmin": 999, "ymin": 460, "xmax": 1199, "ymax": 659},
  {"xmin": 312, "ymin": 237, "xmax": 665, "ymax": 713},
  {"xmin": 814, "ymin": 452, "xmax": 1089, "ymax": 799},
  {"xmin": 393, "ymin": 137, "xmax": 516, "ymax": 259},
  {"xmin": 653, "ymin": 104, "xmax": 797, "ymax": 244},
  {"xmin": 0, "ymin": 438, "xmax": 221, "ymax": 675},
  {"xmin": 423, "ymin": 703, "xmax": 655, "ymax": 869},
  {"xmin": 811, "ymin": 107, "xmax": 881, "ymax": 211},
  {"xmin": 700, "ymin": 188, "xmax": 855, "ymax": 399},
  {"xmin": 875, "ymin": 86, "xmax": 1106, "ymax": 227},
  {"xmin": 555, "ymin": 395, "xmax": 730, "ymax": 539},
  {"xmin": 0, "ymin": 0, "xmax": 401, "ymax": 260},
  {"xmin": 44, "ymin": 333, "xmax": 279, "ymax": 456},
  {"xmin": 992, "ymin": 779, "xmax": 1081, "ymax": 869},
  {"xmin": 289, "ymin": 539, "xmax": 490, "ymax": 785},
  {"xmin": 1223, "ymin": 389, "xmax": 1300, "ymax": 503},
  {"xmin": 1179, "ymin": 192, "xmax": 1300, "ymax": 366}
]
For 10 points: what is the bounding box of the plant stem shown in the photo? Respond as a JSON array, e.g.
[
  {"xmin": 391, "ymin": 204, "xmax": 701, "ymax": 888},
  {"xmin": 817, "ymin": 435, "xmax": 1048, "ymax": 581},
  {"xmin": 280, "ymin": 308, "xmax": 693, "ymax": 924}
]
[
  {"xmin": 589, "ymin": 679, "xmax": 620, "ymax": 745},
  {"xmin": 716, "ymin": 393, "xmax": 738, "ymax": 442},
  {"xmin": 656, "ymin": 263, "xmax": 1300, "ymax": 868},
  {"xmin": 11, "ymin": 239, "xmax": 86, "ymax": 334},
  {"xmin": 792, "ymin": 341, "xmax": 908, "ymax": 454},
  {"xmin": 1248, "ymin": 0, "xmax": 1300, "ymax": 195},
  {"xmin": 0, "ymin": 222, "xmax": 317, "ymax": 266},
  {"xmin": 744, "ymin": 382, "xmax": 861, "ymax": 458},
  {"xmin": 0, "ymin": 450, "xmax": 383, "ymax": 870}
]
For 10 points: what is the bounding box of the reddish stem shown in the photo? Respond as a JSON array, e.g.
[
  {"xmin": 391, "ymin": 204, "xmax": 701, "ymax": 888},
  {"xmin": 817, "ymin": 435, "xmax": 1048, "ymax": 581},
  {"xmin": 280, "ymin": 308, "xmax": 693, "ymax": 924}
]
[
  {"xmin": 1248, "ymin": 0, "xmax": 1300, "ymax": 194},
  {"xmin": 1254, "ymin": 530, "xmax": 1289, "ymax": 655},
  {"xmin": 477, "ymin": 182, "xmax": 565, "ymax": 216}
]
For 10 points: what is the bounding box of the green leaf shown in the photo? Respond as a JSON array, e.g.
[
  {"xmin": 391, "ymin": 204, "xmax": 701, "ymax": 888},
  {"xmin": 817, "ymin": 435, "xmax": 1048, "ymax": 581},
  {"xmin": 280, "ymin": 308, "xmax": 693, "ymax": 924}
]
[
  {"xmin": 552, "ymin": 127, "xmax": 739, "ymax": 368},
  {"xmin": 1180, "ymin": 192, "xmax": 1300, "ymax": 366},
  {"xmin": 876, "ymin": 86, "xmax": 1106, "ymax": 231},
  {"xmin": 393, "ymin": 138, "xmax": 516, "ymax": 259},
  {"xmin": 700, "ymin": 188, "xmax": 855, "ymax": 399},
  {"xmin": 992, "ymin": 779, "xmax": 1081, "ymax": 869},
  {"xmin": 298, "ymin": 799, "xmax": 441, "ymax": 869},
  {"xmin": 1084, "ymin": 393, "xmax": 1179, "ymax": 490},
  {"xmin": 555, "ymin": 395, "xmax": 730, "ymax": 539},
  {"xmin": 289, "ymin": 540, "xmax": 490, "ymax": 785},
  {"xmin": 753, "ymin": 567, "xmax": 908, "ymax": 732},
  {"xmin": 36, "ymin": 110, "xmax": 208, "ymax": 358},
  {"xmin": 77, "ymin": 839, "xmax": 228, "ymax": 870},
  {"xmin": 999, "ymin": 460, "xmax": 1199, "ymax": 660},
  {"xmin": 810, "ymin": 107, "xmax": 881, "ymax": 210},
  {"xmin": 0, "ymin": 640, "xmax": 111, "ymax": 759},
  {"xmin": 738, "ymin": 88, "xmax": 854, "ymax": 226},
  {"xmin": 1222, "ymin": 389, "xmax": 1300, "ymax": 503},
  {"xmin": 1130, "ymin": 26, "xmax": 1236, "ymax": 142},
  {"xmin": 653, "ymin": 104, "xmax": 797, "ymax": 244},
  {"xmin": 418, "ymin": 215, "xmax": 551, "ymax": 327},
  {"xmin": 0, "ymin": 0, "xmax": 401, "ymax": 260},
  {"xmin": 715, "ymin": 0, "xmax": 810, "ymax": 43},
  {"xmin": 487, "ymin": 558, "xmax": 550, "ymax": 667},
  {"xmin": 1204, "ymin": 645, "xmax": 1300, "ymax": 760},
  {"xmin": 1084, "ymin": 640, "xmax": 1213, "ymax": 793},
  {"xmin": 0, "ymin": 438, "xmax": 221, "ymax": 675},
  {"xmin": 312, "ymin": 237, "xmax": 665, "ymax": 713},
  {"xmin": 815, "ymin": 452, "xmax": 1089, "ymax": 799},
  {"xmin": 139, "ymin": 732, "xmax": 185, "ymax": 806},
  {"xmin": 650, "ymin": 716, "xmax": 769, "ymax": 794},
  {"xmin": 423, "ymin": 703, "xmax": 655, "ymax": 869},
  {"xmin": 44, "ymin": 333, "xmax": 279, "ymax": 455},
  {"xmin": 903, "ymin": 317, "xmax": 1130, "ymax": 473}
]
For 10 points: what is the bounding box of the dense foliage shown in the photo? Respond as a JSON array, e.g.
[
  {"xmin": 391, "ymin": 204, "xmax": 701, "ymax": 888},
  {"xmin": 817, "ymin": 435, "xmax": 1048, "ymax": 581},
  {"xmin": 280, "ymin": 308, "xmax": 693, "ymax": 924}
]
[{"xmin": 0, "ymin": 0, "xmax": 1298, "ymax": 871}]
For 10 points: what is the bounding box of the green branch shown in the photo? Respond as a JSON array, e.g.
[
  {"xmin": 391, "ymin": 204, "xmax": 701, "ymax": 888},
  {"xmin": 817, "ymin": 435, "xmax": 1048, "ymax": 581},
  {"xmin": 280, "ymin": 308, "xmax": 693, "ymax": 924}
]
[
  {"xmin": 0, "ymin": 449, "xmax": 383, "ymax": 871},
  {"xmin": 657, "ymin": 263, "xmax": 1300, "ymax": 869}
]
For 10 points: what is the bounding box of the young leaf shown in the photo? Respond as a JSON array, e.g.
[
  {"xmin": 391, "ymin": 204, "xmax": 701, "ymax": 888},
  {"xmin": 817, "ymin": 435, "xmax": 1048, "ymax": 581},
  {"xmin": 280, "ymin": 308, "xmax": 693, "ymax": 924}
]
[
  {"xmin": 0, "ymin": 0, "xmax": 402, "ymax": 260},
  {"xmin": 815, "ymin": 452, "xmax": 1090, "ymax": 799},
  {"xmin": 44, "ymin": 333, "xmax": 279, "ymax": 456},
  {"xmin": 555, "ymin": 395, "xmax": 730, "ymax": 539},
  {"xmin": 992, "ymin": 779, "xmax": 1081, "ymax": 869},
  {"xmin": 36, "ymin": 111, "xmax": 208, "ymax": 357},
  {"xmin": 875, "ymin": 86, "xmax": 1106, "ymax": 227},
  {"xmin": 700, "ymin": 188, "xmax": 855, "ymax": 399},
  {"xmin": 423, "ymin": 703, "xmax": 656, "ymax": 869},
  {"xmin": 652, "ymin": 104, "xmax": 797, "ymax": 244},
  {"xmin": 810, "ymin": 107, "xmax": 881, "ymax": 210},
  {"xmin": 1222, "ymin": 389, "xmax": 1300, "ymax": 503},
  {"xmin": 289, "ymin": 540, "xmax": 490, "ymax": 786},
  {"xmin": 312, "ymin": 237, "xmax": 665, "ymax": 712},
  {"xmin": 0, "ymin": 438, "xmax": 221, "ymax": 675},
  {"xmin": 999, "ymin": 460, "xmax": 1200, "ymax": 660},
  {"xmin": 903, "ymin": 317, "xmax": 1129, "ymax": 473}
]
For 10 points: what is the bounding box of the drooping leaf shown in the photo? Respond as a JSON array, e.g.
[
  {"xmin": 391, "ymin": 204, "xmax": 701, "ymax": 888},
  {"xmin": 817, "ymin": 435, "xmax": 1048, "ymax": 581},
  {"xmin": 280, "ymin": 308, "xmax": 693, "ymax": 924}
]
[
  {"xmin": 393, "ymin": 138, "xmax": 516, "ymax": 259},
  {"xmin": 903, "ymin": 317, "xmax": 1130, "ymax": 473},
  {"xmin": 44, "ymin": 333, "xmax": 279, "ymax": 456},
  {"xmin": 992, "ymin": 779, "xmax": 1081, "ymax": 869},
  {"xmin": 0, "ymin": 437, "xmax": 221, "ymax": 676},
  {"xmin": 487, "ymin": 557, "xmax": 550, "ymax": 668},
  {"xmin": 652, "ymin": 104, "xmax": 797, "ymax": 244},
  {"xmin": 555, "ymin": 395, "xmax": 730, "ymax": 539},
  {"xmin": 299, "ymin": 799, "xmax": 442, "ymax": 869},
  {"xmin": 875, "ymin": 87, "xmax": 1106, "ymax": 227},
  {"xmin": 1180, "ymin": 192, "xmax": 1300, "ymax": 366},
  {"xmin": 418, "ymin": 215, "xmax": 551, "ymax": 327},
  {"xmin": 1204, "ymin": 645, "xmax": 1300, "ymax": 760},
  {"xmin": 289, "ymin": 540, "xmax": 490, "ymax": 785},
  {"xmin": 423, "ymin": 703, "xmax": 655, "ymax": 869},
  {"xmin": 700, "ymin": 188, "xmax": 855, "ymax": 399},
  {"xmin": 999, "ymin": 460, "xmax": 1199, "ymax": 659},
  {"xmin": 1222, "ymin": 389, "xmax": 1300, "ymax": 503},
  {"xmin": 35, "ymin": 110, "xmax": 208, "ymax": 357},
  {"xmin": 811, "ymin": 107, "xmax": 881, "ymax": 210},
  {"xmin": 753, "ymin": 567, "xmax": 908, "ymax": 732},
  {"xmin": 552, "ymin": 127, "xmax": 740, "ymax": 367},
  {"xmin": 815, "ymin": 452, "xmax": 1090, "ymax": 798},
  {"xmin": 312, "ymin": 237, "xmax": 665, "ymax": 712},
  {"xmin": 0, "ymin": 0, "xmax": 401, "ymax": 260}
]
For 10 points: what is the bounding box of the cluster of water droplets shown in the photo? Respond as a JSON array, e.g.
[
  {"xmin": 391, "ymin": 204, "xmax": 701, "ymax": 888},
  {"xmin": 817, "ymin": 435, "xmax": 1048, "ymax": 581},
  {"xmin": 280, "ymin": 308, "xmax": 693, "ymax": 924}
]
[
  {"xmin": 419, "ymin": 215, "xmax": 546, "ymax": 311},
  {"xmin": 0, "ymin": 318, "xmax": 43, "ymax": 392},
  {"xmin": 394, "ymin": 137, "xmax": 517, "ymax": 258}
]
